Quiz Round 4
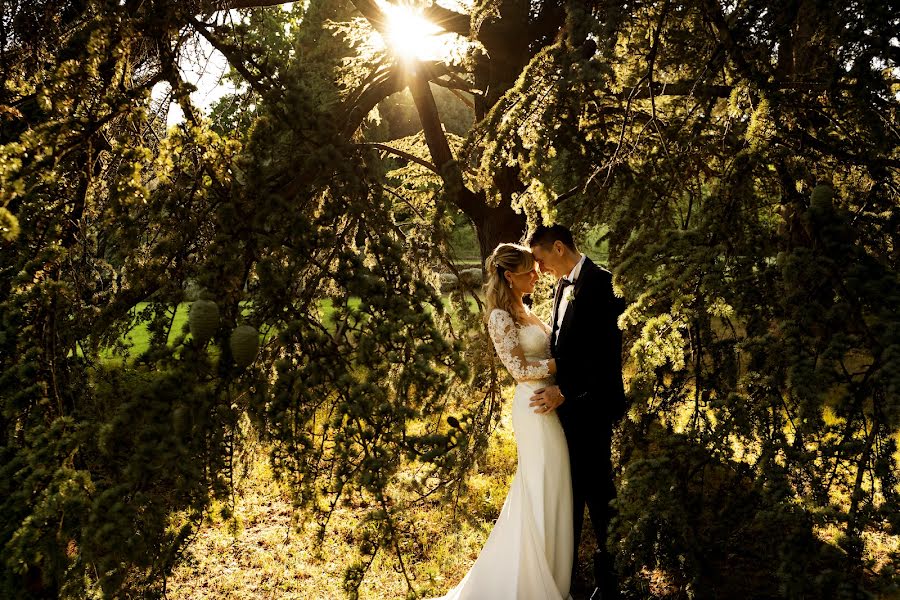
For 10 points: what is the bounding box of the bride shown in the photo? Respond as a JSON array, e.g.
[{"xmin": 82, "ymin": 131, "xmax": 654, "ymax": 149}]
[{"xmin": 429, "ymin": 243, "xmax": 573, "ymax": 600}]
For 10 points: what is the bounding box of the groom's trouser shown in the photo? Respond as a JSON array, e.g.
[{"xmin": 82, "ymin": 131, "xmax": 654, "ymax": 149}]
[{"xmin": 563, "ymin": 411, "xmax": 617, "ymax": 590}]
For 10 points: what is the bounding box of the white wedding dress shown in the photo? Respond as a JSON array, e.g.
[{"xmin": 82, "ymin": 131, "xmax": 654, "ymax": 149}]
[{"xmin": 429, "ymin": 308, "xmax": 573, "ymax": 600}]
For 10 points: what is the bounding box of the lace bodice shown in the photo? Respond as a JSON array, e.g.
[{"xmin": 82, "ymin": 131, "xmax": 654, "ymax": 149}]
[{"xmin": 487, "ymin": 309, "xmax": 553, "ymax": 382}]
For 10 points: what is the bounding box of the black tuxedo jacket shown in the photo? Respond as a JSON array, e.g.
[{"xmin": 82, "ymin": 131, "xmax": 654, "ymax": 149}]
[{"xmin": 550, "ymin": 258, "xmax": 627, "ymax": 429}]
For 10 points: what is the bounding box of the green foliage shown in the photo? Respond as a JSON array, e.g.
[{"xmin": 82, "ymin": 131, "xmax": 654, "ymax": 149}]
[
  {"xmin": 614, "ymin": 423, "xmax": 854, "ymax": 599},
  {"xmin": 0, "ymin": 207, "xmax": 19, "ymax": 241},
  {"xmin": 1, "ymin": 0, "xmax": 898, "ymax": 598},
  {"xmin": 468, "ymin": 2, "xmax": 900, "ymax": 597},
  {"xmin": 0, "ymin": 2, "xmax": 495, "ymax": 598},
  {"xmin": 468, "ymin": 0, "xmax": 899, "ymax": 596}
]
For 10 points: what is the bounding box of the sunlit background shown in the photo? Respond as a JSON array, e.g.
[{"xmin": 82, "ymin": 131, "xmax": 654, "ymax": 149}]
[
  {"xmin": 156, "ymin": 2, "xmax": 473, "ymax": 127},
  {"xmin": 378, "ymin": 0, "xmax": 455, "ymax": 62}
]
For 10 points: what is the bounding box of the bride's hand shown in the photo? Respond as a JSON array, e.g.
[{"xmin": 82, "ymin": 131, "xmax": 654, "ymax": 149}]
[
  {"xmin": 529, "ymin": 385, "xmax": 564, "ymax": 414},
  {"xmin": 548, "ymin": 358, "xmax": 557, "ymax": 375}
]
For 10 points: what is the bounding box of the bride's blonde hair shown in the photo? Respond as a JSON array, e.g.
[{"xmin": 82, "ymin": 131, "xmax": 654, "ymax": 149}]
[{"xmin": 483, "ymin": 243, "xmax": 535, "ymax": 325}]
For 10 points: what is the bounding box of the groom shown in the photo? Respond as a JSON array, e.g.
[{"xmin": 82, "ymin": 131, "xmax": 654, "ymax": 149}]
[{"xmin": 527, "ymin": 224, "xmax": 626, "ymax": 599}]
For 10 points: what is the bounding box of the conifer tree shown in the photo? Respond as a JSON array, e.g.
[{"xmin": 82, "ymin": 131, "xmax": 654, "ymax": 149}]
[{"xmin": 1, "ymin": 1, "xmax": 898, "ymax": 598}]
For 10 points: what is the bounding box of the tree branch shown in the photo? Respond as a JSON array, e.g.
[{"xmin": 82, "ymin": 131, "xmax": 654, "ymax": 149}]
[
  {"xmin": 408, "ymin": 66, "xmax": 454, "ymax": 170},
  {"xmin": 423, "ymin": 4, "xmax": 471, "ymax": 37},
  {"xmin": 407, "ymin": 63, "xmax": 485, "ymax": 221},
  {"xmin": 698, "ymin": 0, "xmax": 761, "ymax": 85},
  {"xmin": 348, "ymin": 0, "xmax": 390, "ymax": 33},
  {"xmin": 528, "ymin": 0, "xmax": 567, "ymax": 48},
  {"xmin": 430, "ymin": 76, "xmax": 476, "ymax": 93},
  {"xmin": 342, "ymin": 70, "xmax": 404, "ymax": 139},
  {"xmin": 341, "ymin": 61, "xmax": 453, "ymax": 138},
  {"xmin": 430, "ymin": 78, "xmax": 476, "ymax": 109},
  {"xmin": 210, "ymin": 0, "xmax": 472, "ymax": 37},
  {"xmin": 775, "ymin": 132, "xmax": 900, "ymax": 170},
  {"xmin": 205, "ymin": 0, "xmax": 299, "ymax": 11},
  {"xmin": 187, "ymin": 16, "xmax": 275, "ymax": 98},
  {"xmin": 646, "ymin": 0, "xmax": 672, "ymax": 122},
  {"xmin": 343, "ymin": 57, "xmax": 391, "ymax": 111},
  {"xmin": 355, "ymin": 142, "xmax": 439, "ymax": 173},
  {"xmin": 612, "ymin": 80, "xmax": 832, "ymax": 101}
]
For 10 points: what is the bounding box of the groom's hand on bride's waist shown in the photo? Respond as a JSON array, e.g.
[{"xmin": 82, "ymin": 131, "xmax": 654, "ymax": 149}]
[{"xmin": 529, "ymin": 385, "xmax": 564, "ymax": 414}]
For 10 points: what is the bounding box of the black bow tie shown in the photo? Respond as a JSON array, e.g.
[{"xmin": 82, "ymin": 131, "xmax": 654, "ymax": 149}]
[{"xmin": 559, "ymin": 278, "xmax": 574, "ymax": 289}]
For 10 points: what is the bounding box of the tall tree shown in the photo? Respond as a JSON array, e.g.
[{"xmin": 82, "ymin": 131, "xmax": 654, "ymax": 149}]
[
  {"xmin": 190, "ymin": 0, "xmax": 582, "ymax": 259},
  {"xmin": 2, "ymin": 0, "xmax": 899, "ymax": 598}
]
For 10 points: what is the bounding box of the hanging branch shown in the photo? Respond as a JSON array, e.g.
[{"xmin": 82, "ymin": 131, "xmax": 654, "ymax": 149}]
[{"xmin": 355, "ymin": 142, "xmax": 439, "ymax": 173}]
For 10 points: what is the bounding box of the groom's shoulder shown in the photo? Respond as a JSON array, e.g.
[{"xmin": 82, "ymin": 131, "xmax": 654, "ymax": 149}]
[{"xmin": 583, "ymin": 258, "xmax": 612, "ymax": 282}]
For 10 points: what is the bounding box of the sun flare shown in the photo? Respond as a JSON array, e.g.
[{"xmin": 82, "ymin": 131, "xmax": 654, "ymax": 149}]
[{"xmin": 379, "ymin": 2, "xmax": 451, "ymax": 62}]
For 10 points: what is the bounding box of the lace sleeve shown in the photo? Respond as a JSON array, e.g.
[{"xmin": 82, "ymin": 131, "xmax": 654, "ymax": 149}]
[{"xmin": 488, "ymin": 309, "xmax": 552, "ymax": 382}]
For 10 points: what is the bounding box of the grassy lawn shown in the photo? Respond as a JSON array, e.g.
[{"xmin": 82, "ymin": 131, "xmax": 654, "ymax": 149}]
[
  {"xmin": 119, "ymin": 303, "xmax": 192, "ymax": 355},
  {"xmin": 119, "ymin": 300, "xmax": 344, "ymax": 357},
  {"xmin": 449, "ymin": 218, "xmax": 482, "ymax": 264}
]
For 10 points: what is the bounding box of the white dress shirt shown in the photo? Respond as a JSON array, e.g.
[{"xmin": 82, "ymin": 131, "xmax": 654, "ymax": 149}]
[{"xmin": 555, "ymin": 253, "xmax": 587, "ymax": 331}]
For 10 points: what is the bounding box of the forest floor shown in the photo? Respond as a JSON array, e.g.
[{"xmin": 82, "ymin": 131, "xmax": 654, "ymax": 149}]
[
  {"xmin": 164, "ymin": 405, "xmax": 900, "ymax": 600},
  {"xmin": 165, "ymin": 396, "xmax": 601, "ymax": 599}
]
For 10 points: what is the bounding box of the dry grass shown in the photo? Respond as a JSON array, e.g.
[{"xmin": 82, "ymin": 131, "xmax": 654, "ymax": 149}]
[
  {"xmin": 164, "ymin": 389, "xmax": 899, "ymax": 600},
  {"xmin": 166, "ymin": 403, "xmax": 520, "ymax": 600}
]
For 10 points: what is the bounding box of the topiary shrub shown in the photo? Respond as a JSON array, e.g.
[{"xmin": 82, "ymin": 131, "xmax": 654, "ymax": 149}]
[
  {"xmin": 458, "ymin": 268, "xmax": 484, "ymax": 289},
  {"xmin": 437, "ymin": 272, "xmax": 459, "ymax": 293}
]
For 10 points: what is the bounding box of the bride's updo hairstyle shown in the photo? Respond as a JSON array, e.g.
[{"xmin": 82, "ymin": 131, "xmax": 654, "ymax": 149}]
[{"xmin": 484, "ymin": 243, "xmax": 535, "ymax": 325}]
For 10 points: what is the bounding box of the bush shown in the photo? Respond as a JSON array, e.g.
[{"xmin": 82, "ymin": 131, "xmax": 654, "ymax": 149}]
[{"xmin": 458, "ymin": 268, "xmax": 484, "ymax": 289}]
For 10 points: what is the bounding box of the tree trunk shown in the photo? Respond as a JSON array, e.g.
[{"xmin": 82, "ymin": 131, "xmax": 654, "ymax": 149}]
[
  {"xmin": 344, "ymin": 2, "xmax": 538, "ymax": 262},
  {"xmin": 474, "ymin": 198, "xmax": 528, "ymax": 261},
  {"xmin": 408, "ymin": 67, "xmax": 527, "ymax": 260}
]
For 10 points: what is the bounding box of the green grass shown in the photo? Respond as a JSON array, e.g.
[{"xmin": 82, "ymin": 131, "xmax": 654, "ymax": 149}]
[
  {"xmin": 120, "ymin": 303, "xmax": 192, "ymax": 355},
  {"xmin": 118, "ymin": 299, "xmax": 348, "ymax": 357}
]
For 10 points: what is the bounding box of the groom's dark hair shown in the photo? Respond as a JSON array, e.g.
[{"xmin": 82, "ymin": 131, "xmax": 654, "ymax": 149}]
[{"xmin": 527, "ymin": 224, "xmax": 577, "ymax": 251}]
